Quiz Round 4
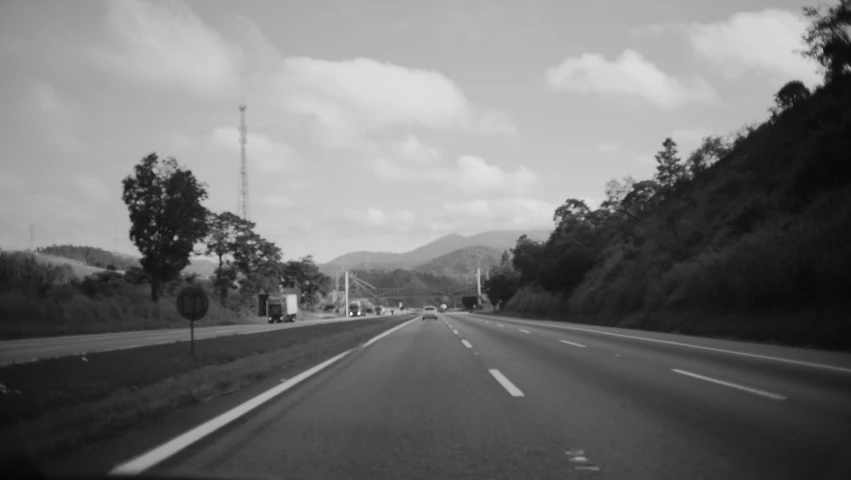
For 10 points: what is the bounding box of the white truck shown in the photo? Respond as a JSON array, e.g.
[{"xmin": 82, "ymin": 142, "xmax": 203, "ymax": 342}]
[{"xmin": 264, "ymin": 294, "xmax": 298, "ymax": 323}]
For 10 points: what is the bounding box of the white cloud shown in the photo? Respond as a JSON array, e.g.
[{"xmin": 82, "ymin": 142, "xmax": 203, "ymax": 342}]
[
  {"xmin": 545, "ymin": 49, "xmax": 718, "ymax": 109},
  {"xmin": 396, "ymin": 134, "xmax": 442, "ymax": 163},
  {"xmin": 443, "ymin": 198, "xmax": 557, "ymax": 229},
  {"xmin": 598, "ymin": 142, "xmax": 620, "ymax": 153},
  {"xmin": 276, "ymin": 56, "xmax": 518, "ymax": 144},
  {"xmin": 632, "ymin": 10, "xmax": 821, "ymax": 88},
  {"xmin": 210, "ymin": 127, "xmax": 299, "ymax": 173},
  {"xmin": 372, "ymin": 155, "xmax": 538, "ymax": 194},
  {"xmin": 688, "ymin": 10, "xmax": 821, "ymax": 86},
  {"xmin": 91, "ymin": 0, "xmax": 241, "ymax": 96},
  {"xmin": 72, "ymin": 175, "xmax": 111, "ymax": 202}
]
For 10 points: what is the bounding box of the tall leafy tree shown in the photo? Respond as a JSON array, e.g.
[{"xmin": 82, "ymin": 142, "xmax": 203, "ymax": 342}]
[
  {"xmin": 122, "ymin": 153, "xmax": 209, "ymax": 301},
  {"xmin": 802, "ymin": 0, "xmax": 851, "ymax": 83},
  {"xmin": 653, "ymin": 138, "xmax": 686, "ymax": 192},
  {"xmin": 205, "ymin": 211, "xmax": 255, "ymax": 305}
]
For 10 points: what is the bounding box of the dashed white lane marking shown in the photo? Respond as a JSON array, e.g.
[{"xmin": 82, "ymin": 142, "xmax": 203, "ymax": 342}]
[
  {"xmin": 453, "ymin": 329, "xmax": 459, "ymax": 335},
  {"xmin": 672, "ymin": 369, "xmax": 787, "ymax": 401},
  {"xmin": 485, "ymin": 316, "xmax": 851, "ymax": 374},
  {"xmin": 498, "ymin": 324, "xmax": 505, "ymax": 328},
  {"xmin": 560, "ymin": 339, "xmax": 586, "ymax": 348},
  {"xmin": 518, "ymin": 329, "xmax": 530, "ymax": 334},
  {"xmin": 489, "ymin": 369, "xmax": 524, "ymax": 397},
  {"xmin": 462, "ymin": 340, "xmax": 473, "ymax": 348}
]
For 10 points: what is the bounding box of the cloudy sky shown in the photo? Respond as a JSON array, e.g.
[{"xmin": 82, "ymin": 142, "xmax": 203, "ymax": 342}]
[{"xmin": 0, "ymin": 0, "xmax": 821, "ymax": 262}]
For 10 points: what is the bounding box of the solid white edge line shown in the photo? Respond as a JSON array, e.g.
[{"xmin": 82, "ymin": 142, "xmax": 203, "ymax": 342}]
[
  {"xmin": 489, "ymin": 369, "xmax": 524, "ymax": 397},
  {"xmin": 476, "ymin": 315, "xmax": 851, "ymax": 375},
  {"xmin": 361, "ymin": 318, "xmax": 417, "ymax": 347},
  {"xmin": 560, "ymin": 339, "xmax": 586, "ymax": 348},
  {"xmin": 672, "ymin": 369, "xmax": 787, "ymax": 401},
  {"xmin": 461, "ymin": 339, "xmax": 473, "ymax": 348},
  {"xmin": 110, "ymin": 349, "xmax": 353, "ymax": 475},
  {"xmin": 518, "ymin": 329, "xmax": 530, "ymax": 334}
]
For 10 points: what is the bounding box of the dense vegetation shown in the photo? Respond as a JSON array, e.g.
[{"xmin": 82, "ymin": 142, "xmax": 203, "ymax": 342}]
[
  {"xmin": 35, "ymin": 245, "xmax": 140, "ymax": 271},
  {"xmin": 0, "ymin": 249, "xmax": 252, "ymax": 339},
  {"xmin": 0, "ymin": 152, "xmax": 335, "ymax": 337},
  {"xmin": 484, "ymin": 1, "xmax": 851, "ymax": 349}
]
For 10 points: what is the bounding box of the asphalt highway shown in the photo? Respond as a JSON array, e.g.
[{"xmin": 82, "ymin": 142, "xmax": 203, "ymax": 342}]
[
  {"xmin": 138, "ymin": 312, "xmax": 851, "ymax": 480},
  {"xmin": 0, "ymin": 315, "xmax": 376, "ymax": 365}
]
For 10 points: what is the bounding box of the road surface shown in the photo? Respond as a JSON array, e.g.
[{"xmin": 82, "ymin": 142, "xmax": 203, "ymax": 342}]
[
  {"xmin": 0, "ymin": 315, "xmax": 381, "ymax": 365},
  {"xmin": 135, "ymin": 312, "xmax": 851, "ymax": 480}
]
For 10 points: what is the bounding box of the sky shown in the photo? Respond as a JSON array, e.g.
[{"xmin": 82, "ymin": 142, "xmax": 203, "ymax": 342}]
[{"xmin": 0, "ymin": 0, "xmax": 823, "ymax": 263}]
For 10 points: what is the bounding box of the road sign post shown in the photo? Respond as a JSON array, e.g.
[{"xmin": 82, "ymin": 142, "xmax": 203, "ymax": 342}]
[{"xmin": 176, "ymin": 286, "xmax": 209, "ymax": 355}]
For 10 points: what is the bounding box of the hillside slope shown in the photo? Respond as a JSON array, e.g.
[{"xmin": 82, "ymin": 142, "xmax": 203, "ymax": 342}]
[
  {"xmin": 502, "ymin": 76, "xmax": 851, "ymax": 350},
  {"xmin": 414, "ymin": 245, "xmax": 504, "ymax": 282}
]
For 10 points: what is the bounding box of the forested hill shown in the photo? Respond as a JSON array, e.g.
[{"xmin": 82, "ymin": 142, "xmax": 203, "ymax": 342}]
[{"xmin": 486, "ymin": 6, "xmax": 851, "ymax": 350}]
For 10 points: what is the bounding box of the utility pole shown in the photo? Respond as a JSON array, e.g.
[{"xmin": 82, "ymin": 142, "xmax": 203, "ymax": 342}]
[
  {"xmin": 344, "ymin": 271, "xmax": 350, "ymax": 318},
  {"xmin": 477, "ymin": 267, "xmax": 482, "ymax": 297},
  {"xmin": 238, "ymin": 104, "xmax": 250, "ymax": 221},
  {"xmin": 29, "ymin": 224, "xmax": 35, "ymax": 253}
]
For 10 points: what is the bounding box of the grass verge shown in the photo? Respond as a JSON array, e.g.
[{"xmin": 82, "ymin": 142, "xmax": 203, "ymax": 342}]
[{"xmin": 0, "ymin": 315, "xmax": 416, "ymax": 462}]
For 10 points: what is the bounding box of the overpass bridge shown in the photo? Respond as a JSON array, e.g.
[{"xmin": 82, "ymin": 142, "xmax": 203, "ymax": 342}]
[{"xmin": 331, "ymin": 269, "xmax": 487, "ymax": 308}]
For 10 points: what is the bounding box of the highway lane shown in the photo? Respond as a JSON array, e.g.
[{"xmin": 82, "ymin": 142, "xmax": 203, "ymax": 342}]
[
  {"xmin": 139, "ymin": 312, "xmax": 851, "ymax": 479},
  {"xmin": 0, "ymin": 315, "xmax": 380, "ymax": 365}
]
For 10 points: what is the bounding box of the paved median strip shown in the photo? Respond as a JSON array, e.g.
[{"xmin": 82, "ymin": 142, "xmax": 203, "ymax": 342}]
[
  {"xmin": 489, "ymin": 369, "xmax": 524, "ymax": 397},
  {"xmin": 560, "ymin": 339, "xmax": 586, "ymax": 348},
  {"xmin": 672, "ymin": 369, "xmax": 787, "ymax": 401}
]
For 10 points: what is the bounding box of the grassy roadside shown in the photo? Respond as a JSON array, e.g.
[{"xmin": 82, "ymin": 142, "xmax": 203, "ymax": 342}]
[{"xmin": 0, "ymin": 315, "xmax": 415, "ymax": 461}]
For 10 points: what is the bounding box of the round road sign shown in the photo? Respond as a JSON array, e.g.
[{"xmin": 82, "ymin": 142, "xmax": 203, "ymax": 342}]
[{"xmin": 176, "ymin": 286, "xmax": 209, "ymax": 322}]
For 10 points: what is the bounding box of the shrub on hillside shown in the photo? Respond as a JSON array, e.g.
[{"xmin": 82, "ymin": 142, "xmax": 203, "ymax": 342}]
[
  {"xmin": 652, "ymin": 187, "xmax": 851, "ymax": 311},
  {"xmin": 0, "ymin": 251, "xmax": 75, "ymax": 296}
]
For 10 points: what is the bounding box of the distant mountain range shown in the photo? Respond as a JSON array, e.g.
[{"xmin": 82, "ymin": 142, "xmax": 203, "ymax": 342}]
[{"xmin": 319, "ymin": 229, "xmax": 551, "ymax": 276}]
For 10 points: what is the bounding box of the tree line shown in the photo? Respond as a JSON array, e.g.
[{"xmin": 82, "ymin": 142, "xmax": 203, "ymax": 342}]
[
  {"xmin": 121, "ymin": 154, "xmax": 332, "ymax": 307},
  {"xmin": 484, "ymin": 0, "xmax": 851, "ymax": 309}
]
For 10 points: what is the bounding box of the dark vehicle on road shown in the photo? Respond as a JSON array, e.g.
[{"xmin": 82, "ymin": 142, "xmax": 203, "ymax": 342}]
[{"xmin": 422, "ymin": 305, "xmax": 438, "ymax": 320}]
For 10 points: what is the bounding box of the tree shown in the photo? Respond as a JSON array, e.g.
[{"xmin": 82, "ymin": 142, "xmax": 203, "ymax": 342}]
[
  {"xmin": 122, "ymin": 153, "xmax": 209, "ymax": 301},
  {"xmin": 774, "ymin": 80, "xmax": 811, "ymax": 112},
  {"xmin": 483, "ymin": 264, "xmax": 521, "ymax": 309},
  {"xmin": 553, "ymin": 198, "xmax": 591, "ymax": 227},
  {"xmin": 500, "ymin": 250, "xmax": 510, "ymax": 265},
  {"xmin": 653, "ymin": 138, "xmax": 686, "ymax": 192},
  {"xmin": 686, "ymin": 135, "xmax": 732, "ymax": 177},
  {"xmin": 802, "ymin": 0, "xmax": 851, "ymax": 83},
  {"xmin": 511, "ymin": 235, "xmax": 546, "ymax": 286},
  {"xmin": 281, "ymin": 255, "xmax": 333, "ymax": 308},
  {"xmin": 205, "ymin": 211, "xmax": 255, "ymax": 305},
  {"xmin": 601, "ymin": 176, "xmax": 635, "ymax": 212}
]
